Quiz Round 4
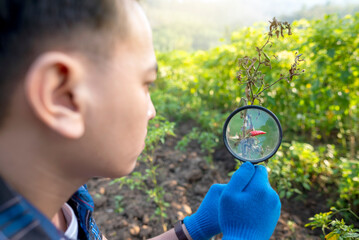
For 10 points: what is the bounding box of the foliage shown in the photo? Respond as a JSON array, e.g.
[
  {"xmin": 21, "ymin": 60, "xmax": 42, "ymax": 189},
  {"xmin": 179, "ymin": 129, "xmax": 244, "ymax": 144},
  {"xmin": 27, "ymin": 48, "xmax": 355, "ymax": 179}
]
[
  {"xmin": 305, "ymin": 207, "xmax": 359, "ymax": 240},
  {"xmin": 150, "ymin": 13, "xmax": 359, "ymax": 234},
  {"xmin": 141, "ymin": 115, "xmax": 176, "ymax": 154},
  {"xmin": 267, "ymin": 142, "xmax": 337, "ymax": 199},
  {"xmin": 154, "ymin": 13, "xmax": 359, "ymax": 155},
  {"xmin": 336, "ymin": 159, "xmax": 359, "ymax": 214},
  {"xmin": 114, "ymin": 195, "xmax": 125, "ymax": 213},
  {"xmin": 175, "ymin": 127, "xmax": 218, "ymax": 161}
]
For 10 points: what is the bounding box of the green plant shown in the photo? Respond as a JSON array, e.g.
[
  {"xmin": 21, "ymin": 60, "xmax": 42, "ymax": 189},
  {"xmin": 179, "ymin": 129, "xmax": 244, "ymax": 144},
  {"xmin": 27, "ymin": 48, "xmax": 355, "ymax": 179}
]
[
  {"xmin": 305, "ymin": 207, "xmax": 359, "ymax": 239},
  {"xmin": 145, "ymin": 165, "xmax": 170, "ymax": 220},
  {"xmin": 267, "ymin": 142, "xmax": 337, "ymax": 199},
  {"xmin": 154, "ymin": 14, "xmax": 359, "ymax": 151},
  {"xmin": 175, "ymin": 127, "xmax": 218, "ymax": 161},
  {"xmin": 148, "ymin": 14, "xmax": 359, "ymax": 236},
  {"xmin": 114, "ymin": 195, "xmax": 125, "ymax": 213},
  {"xmin": 336, "ymin": 159, "xmax": 359, "ymax": 214},
  {"xmin": 114, "ymin": 171, "xmax": 147, "ymax": 191}
]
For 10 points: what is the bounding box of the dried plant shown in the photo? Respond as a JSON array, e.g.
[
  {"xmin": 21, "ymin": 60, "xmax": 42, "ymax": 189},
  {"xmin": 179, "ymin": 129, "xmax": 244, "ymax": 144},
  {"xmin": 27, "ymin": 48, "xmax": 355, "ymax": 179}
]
[{"xmin": 237, "ymin": 17, "xmax": 305, "ymax": 105}]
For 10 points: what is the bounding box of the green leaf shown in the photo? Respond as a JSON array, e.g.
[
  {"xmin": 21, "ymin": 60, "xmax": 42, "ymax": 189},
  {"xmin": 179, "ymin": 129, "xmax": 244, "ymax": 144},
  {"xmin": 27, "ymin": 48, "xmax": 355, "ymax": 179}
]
[
  {"xmin": 303, "ymin": 182, "xmax": 311, "ymax": 190},
  {"xmin": 343, "ymin": 233, "xmax": 359, "ymax": 238}
]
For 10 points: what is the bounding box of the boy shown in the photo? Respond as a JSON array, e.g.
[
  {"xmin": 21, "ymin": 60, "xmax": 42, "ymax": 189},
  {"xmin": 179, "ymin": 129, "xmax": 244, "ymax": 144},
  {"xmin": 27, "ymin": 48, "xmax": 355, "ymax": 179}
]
[{"xmin": 0, "ymin": 0, "xmax": 281, "ymax": 239}]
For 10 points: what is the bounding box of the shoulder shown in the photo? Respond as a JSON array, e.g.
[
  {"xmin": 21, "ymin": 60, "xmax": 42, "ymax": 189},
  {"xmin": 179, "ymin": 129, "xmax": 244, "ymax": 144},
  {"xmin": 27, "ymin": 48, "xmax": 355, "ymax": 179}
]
[
  {"xmin": 0, "ymin": 177, "xmax": 65, "ymax": 240},
  {"xmin": 68, "ymin": 185, "xmax": 103, "ymax": 240}
]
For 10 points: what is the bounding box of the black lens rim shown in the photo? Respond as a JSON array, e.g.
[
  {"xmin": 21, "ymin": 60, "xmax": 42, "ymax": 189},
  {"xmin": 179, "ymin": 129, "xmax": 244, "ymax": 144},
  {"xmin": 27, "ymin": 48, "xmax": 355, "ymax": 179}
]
[{"xmin": 223, "ymin": 105, "xmax": 283, "ymax": 164}]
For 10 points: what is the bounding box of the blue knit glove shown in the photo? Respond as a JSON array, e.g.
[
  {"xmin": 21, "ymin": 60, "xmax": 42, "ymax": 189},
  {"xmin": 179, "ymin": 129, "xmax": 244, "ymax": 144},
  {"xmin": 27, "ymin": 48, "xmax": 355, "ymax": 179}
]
[
  {"xmin": 219, "ymin": 162, "xmax": 281, "ymax": 240},
  {"xmin": 183, "ymin": 184, "xmax": 225, "ymax": 240}
]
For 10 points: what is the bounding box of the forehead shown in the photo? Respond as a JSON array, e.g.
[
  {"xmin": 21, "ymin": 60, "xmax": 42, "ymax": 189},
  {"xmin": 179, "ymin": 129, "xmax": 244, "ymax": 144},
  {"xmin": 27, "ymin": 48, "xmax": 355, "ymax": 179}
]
[
  {"xmin": 114, "ymin": 2, "xmax": 156, "ymax": 67},
  {"xmin": 128, "ymin": 3, "xmax": 153, "ymax": 49}
]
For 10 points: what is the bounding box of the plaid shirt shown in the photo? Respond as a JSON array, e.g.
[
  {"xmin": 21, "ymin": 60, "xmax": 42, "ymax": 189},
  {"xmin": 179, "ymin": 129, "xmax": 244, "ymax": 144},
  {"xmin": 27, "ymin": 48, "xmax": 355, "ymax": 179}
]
[{"xmin": 0, "ymin": 177, "xmax": 102, "ymax": 240}]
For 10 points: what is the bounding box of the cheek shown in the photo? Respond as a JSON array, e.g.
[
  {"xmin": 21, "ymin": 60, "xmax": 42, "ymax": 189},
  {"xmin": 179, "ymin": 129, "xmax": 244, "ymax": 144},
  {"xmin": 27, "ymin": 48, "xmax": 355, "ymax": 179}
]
[
  {"xmin": 83, "ymin": 90, "xmax": 148, "ymax": 177},
  {"xmin": 82, "ymin": 70, "xmax": 153, "ymax": 177},
  {"xmin": 108, "ymin": 85, "xmax": 149, "ymax": 145},
  {"xmin": 117, "ymin": 87, "xmax": 148, "ymax": 123}
]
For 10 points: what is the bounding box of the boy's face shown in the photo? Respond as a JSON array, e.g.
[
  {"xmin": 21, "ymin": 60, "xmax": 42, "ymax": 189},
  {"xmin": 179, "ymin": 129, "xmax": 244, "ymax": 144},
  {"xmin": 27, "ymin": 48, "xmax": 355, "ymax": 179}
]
[
  {"xmin": 7, "ymin": 2, "xmax": 156, "ymax": 179},
  {"xmin": 75, "ymin": 3, "xmax": 157, "ymax": 178}
]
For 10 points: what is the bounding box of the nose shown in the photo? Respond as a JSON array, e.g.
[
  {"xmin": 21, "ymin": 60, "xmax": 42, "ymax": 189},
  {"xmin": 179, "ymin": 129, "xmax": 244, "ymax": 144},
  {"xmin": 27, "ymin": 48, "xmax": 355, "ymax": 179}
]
[{"xmin": 148, "ymin": 95, "xmax": 156, "ymax": 120}]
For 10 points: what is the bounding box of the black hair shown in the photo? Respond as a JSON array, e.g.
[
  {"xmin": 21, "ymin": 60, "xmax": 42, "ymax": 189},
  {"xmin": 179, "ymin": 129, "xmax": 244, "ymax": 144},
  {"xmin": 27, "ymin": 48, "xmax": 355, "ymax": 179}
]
[{"xmin": 0, "ymin": 0, "xmax": 129, "ymax": 125}]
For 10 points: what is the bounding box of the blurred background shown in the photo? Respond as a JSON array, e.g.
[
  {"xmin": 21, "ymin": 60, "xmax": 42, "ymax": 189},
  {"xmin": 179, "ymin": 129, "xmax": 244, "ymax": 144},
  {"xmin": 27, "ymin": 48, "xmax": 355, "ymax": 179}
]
[{"xmin": 142, "ymin": 0, "xmax": 359, "ymax": 51}]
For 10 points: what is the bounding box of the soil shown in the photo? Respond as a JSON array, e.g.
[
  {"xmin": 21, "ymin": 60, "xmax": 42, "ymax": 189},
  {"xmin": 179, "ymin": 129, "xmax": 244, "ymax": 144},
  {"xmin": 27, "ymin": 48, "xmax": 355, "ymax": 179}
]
[{"xmin": 87, "ymin": 122, "xmax": 329, "ymax": 240}]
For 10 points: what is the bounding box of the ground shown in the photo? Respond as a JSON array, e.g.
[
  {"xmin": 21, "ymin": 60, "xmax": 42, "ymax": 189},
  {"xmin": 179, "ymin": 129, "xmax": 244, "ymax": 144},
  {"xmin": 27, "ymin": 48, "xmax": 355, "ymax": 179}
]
[{"xmin": 87, "ymin": 123, "xmax": 328, "ymax": 240}]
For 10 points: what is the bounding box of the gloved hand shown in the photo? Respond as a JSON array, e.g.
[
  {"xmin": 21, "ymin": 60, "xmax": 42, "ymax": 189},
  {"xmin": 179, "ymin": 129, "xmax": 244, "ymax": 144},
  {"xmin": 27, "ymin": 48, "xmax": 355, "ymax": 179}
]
[
  {"xmin": 183, "ymin": 184, "xmax": 225, "ymax": 240},
  {"xmin": 219, "ymin": 162, "xmax": 281, "ymax": 240}
]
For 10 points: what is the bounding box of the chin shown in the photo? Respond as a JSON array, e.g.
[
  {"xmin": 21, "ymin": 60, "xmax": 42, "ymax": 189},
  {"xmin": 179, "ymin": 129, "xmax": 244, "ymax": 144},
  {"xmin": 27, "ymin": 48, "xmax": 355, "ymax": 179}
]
[
  {"xmin": 125, "ymin": 158, "xmax": 138, "ymax": 175},
  {"xmin": 105, "ymin": 157, "xmax": 139, "ymax": 179}
]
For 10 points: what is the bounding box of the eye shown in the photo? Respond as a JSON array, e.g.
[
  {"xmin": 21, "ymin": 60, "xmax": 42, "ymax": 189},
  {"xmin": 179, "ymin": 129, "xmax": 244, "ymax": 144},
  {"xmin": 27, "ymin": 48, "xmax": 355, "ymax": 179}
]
[{"xmin": 145, "ymin": 82, "xmax": 155, "ymax": 89}]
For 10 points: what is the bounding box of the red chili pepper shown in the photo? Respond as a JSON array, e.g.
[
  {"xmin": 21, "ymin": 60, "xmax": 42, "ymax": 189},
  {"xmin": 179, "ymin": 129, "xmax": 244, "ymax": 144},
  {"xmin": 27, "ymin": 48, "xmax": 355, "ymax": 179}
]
[{"xmin": 250, "ymin": 130, "xmax": 266, "ymax": 136}]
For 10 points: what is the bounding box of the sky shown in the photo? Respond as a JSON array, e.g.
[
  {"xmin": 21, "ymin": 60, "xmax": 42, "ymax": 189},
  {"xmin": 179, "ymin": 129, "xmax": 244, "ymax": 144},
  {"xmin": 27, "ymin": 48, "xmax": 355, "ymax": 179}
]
[
  {"xmin": 144, "ymin": 0, "xmax": 359, "ymax": 27},
  {"xmin": 247, "ymin": 0, "xmax": 358, "ymax": 16},
  {"xmin": 143, "ymin": 0, "xmax": 359, "ymax": 50}
]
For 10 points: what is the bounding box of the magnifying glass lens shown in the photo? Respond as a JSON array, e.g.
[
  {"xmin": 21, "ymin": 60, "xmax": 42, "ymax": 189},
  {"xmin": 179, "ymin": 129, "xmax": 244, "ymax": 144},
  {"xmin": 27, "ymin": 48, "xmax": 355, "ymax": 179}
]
[{"xmin": 223, "ymin": 106, "xmax": 282, "ymax": 163}]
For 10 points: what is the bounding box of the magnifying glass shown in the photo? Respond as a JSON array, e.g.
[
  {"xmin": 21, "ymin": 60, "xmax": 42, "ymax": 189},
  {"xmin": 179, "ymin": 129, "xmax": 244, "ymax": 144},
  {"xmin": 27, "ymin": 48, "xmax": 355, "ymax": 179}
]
[{"xmin": 223, "ymin": 105, "xmax": 282, "ymax": 164}]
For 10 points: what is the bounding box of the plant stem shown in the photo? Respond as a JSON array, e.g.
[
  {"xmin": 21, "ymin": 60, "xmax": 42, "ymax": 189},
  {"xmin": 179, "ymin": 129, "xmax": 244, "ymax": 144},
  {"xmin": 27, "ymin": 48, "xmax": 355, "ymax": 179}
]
[
  {"xmin": 255, "ymin": 75, "xmax": 287, "ymax": 97},
  {"xmin": 148, "ymin": 153, "xmax": 168, "ymax": 232},
  {"xmin": 345, "ymin": 208, "xmax": 359, "ymax": 220}
]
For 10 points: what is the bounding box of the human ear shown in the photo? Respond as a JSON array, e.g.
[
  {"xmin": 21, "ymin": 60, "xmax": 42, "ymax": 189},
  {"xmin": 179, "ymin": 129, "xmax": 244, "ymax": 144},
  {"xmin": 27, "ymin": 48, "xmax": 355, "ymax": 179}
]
[{"xmin": 24, "ymin": 52, "xmax": 87, "ymax": 139}]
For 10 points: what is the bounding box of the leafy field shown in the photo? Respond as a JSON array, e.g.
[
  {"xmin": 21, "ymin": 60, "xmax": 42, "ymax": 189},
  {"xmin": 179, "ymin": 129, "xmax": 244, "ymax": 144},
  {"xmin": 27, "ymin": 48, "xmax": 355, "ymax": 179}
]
[
  {"xmin": 93, "ymin": 14, "xmax": 359, "ymax": 239},
  {"xmin": 153, "ymin": 13, "xmax": 359, "ymax": 238}
]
